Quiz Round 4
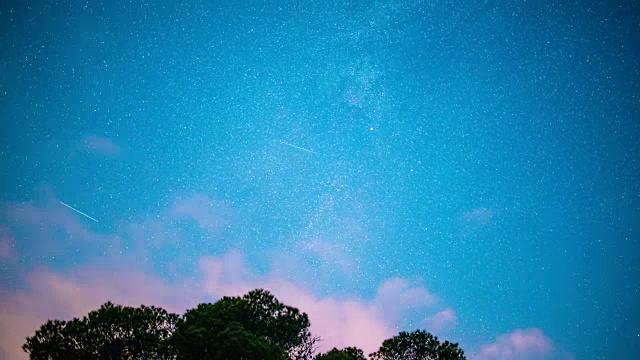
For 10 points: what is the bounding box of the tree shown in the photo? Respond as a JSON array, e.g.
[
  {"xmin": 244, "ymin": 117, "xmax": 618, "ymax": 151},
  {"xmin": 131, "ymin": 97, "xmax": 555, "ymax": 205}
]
[
  {"xmin": 22, "ymin": 319, "xmax": 89, "ymax": 360},
  {"xmin": 24, "ymin": 291, "xmax": 468, "ymax": 360},
  {"xmin": 23, "ymin": 302, "xmax": 179, "ymax": 360},
  {"xmin": 315, "ymin": 347, "xmax": 367, "ymax": 360},
  {"xmin": 171, "ymin": 289, "xmax": 315, "ymax": 360},
  {"xmin": 369, "ymin": 330, "xmax": 466, "ymax": 360},
  {"xmin": 242, "ymin": 289, "xmax": 311, "ymax": 353},
  {"xmin": 289, "ymin": 332, "xmax": 321, "ymax": 360},
  {"xmin": 170, "ymin": 298, "xmax": 286, "ymax": 360}
]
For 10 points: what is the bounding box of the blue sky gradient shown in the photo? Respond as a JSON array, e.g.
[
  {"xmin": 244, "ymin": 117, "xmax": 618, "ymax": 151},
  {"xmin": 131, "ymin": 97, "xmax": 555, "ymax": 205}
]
[{"xmin": 1, "ymin": 1, "xmax": 638, "ymax": 359}]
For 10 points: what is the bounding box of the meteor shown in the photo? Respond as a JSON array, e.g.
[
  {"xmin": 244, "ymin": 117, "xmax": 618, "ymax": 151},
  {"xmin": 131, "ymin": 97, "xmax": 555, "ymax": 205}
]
[
  {"xmin": 59, "ymin": 201, "xmax": 99, "ymax": 223},
  {"xmin": 279, "ymin": 140, "xmax": 318, "ymax": 155}
]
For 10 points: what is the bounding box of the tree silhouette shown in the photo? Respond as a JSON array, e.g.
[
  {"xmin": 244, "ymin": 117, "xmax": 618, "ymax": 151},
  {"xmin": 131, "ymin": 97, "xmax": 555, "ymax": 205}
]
[
  {"xmin": 171, "ymin": 289, "xmax": 313, "ymax": 359},
  {"xmin": 315, "ymin": 346, "xmax": 367, "ymax": 360},
  {"xmin": 23, "ymin": 302, "xmax": 178, "ymax": 360},
  {"xmin": 369, "ymin": 330, "xmax": 466, "ymax": 360},
  {"xmin": 24, "ymin": 290, "xmax": 467, "ymax": 360}
]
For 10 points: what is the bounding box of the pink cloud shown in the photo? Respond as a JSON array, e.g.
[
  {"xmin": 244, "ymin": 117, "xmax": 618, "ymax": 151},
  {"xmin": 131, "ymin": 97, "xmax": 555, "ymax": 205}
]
[
  {"xmin": 0, "ymin": 195, "xmax": 568, "ymax": 360},
  {"xmin": 374, "ymin": 277, "xmax": 438, "ymax": 324},
  {"xmin": 84, "ymin": 136, "xmax": 120, "ymax": 156},
  {"xmin": 0, "ymin": 263, "xmax": 202, "ymax": 360},
  {"xmin": 2, "ymin": 253, "xmax": 571, "ymax": 360},
  {"xmin": 376, "ymin": 277, "xmax": 437, "ymax": 308},
  {"xmin": 9, "ymin": 202, "xmax": 88, "ymax": 236},
  {"xmin": 0, "ymin": 226, "xmax": 16, "ymax": 260},
  {"xmin": 199, "ymin": 251, "xmax": 444, "ymax": 354},
  {"xmin": 2, "ymin": 250, "xmax": 407, "ymax": 360},
  {"xmin": 424, "ymin": 308, "xmax": 457, "ymax": 333},
  {"xmin": 169, "ymin": 194, "xmax": 232, "ymax": 232},
  {"xmin": 472, "ymin": 328, "xmax": 567, "ymax": 360},
  {"xmin": 4, "ymin": 200, "xmax": 121, "ymax": 257}
]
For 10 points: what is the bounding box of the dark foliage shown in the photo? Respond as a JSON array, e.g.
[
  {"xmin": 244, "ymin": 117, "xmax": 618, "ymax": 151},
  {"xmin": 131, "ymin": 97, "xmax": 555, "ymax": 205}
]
[
  {"xmin": 369, "ymin": 330, "xmax": 466, "ymax": 360},
  {"xmin": 23, "ymin": 302, "xmax": 178, "ymax": 360},
  {"xmin": 24, "ymin": 290, "xmax": 466, "ymax": 360},
  {"xmin": 315, "ymin": 347, "xmax": 367, "ymax": 360}
]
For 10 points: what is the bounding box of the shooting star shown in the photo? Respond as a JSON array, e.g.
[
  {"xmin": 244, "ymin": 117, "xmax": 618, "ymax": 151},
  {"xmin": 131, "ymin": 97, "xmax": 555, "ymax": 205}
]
[
  {"xmin": 60, "ymin": 201, "xmax": 99, "ymax": 223},
  {"xmin": 279, "ymin": 140, "xmax": 318, "ymax": 155}
]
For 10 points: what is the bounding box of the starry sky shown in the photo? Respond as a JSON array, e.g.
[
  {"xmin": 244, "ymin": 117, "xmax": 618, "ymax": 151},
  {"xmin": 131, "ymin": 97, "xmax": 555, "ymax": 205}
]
[{"xmin": 0, "ymin": 1, "xmax": 638, "ymax": 359}]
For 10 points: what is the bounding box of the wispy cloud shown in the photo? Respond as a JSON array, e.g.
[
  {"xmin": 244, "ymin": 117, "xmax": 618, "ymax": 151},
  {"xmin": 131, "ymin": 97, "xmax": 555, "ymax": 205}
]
[
  {"xmin": 424, "ymin": 308, "xmax": 457, "ymax": 333},
  {"xmin": 459, "ymin": 207, "xmax": 495, "ymax": 238},
  {"xmin": 0, "ymin": 226, "xmax": 16, "ymax": 260},
  {"xmin": 2, "ymin": 199, "xmax": 121, "ymax": 261},
  {"xmin": 0, "ymin": 195, "xmax": 567, "ymax": 360},
  {"xmin": 301, "ymin": 239, "xmax": 358, "ymax": 272},
  {"xmin": 84, "ymin": 136, "xmax": 121, "ymax": 156},
  {"xmin": 472, "ymin": 328, "xmax": 573, "ymax": 360},
  {"xmin": 199, "ymin": 251, "xmax": 448, "ymax": 354},
  {"xmin": 0, "ymin": 247, "xmax": 449, "ymax": 359},
  {"xmin": 374, "ymin": 277, "xmax": 438, "ymax": 325},
  {"xmin": 0, "ymin": 264, "xmax": 201, "ymax": 360},
  {"xmin": 169, "ymin": 194, "xmax": 232, "ymax": 232},
  {"xmin": 463, "ymin": 207, "xmax": 493, "ymax": 225}
]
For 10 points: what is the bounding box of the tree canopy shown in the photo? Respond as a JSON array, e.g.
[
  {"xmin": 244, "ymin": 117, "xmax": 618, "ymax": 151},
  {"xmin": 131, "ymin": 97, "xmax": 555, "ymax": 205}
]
[
  {"xmin": 23, "ymin": 289, "xmax": 466, "ymax": 360},
  {"xmin": 369, "ymin": 330, "xmax": 466, "ymax": 360},
  {"xmin": 23, "ymin": 302, "xmax": 178, "ymax": 360},
  {"xmin": 315, "ymin": 347, "xmax": 367, "ymax": 360},
  {"xmin": 170, "ymin": 289, "xmax": 313, "ymax": 360}
]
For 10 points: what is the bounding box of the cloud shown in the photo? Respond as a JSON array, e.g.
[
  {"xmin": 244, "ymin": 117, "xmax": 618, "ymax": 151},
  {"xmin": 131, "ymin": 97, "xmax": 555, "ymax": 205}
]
[
  {"xmin": 0, "ymin": 248, "xmax": 446, "ymax": 359},
  {"xmin": 0, "ymin": 195, "xmax": 568, "ymax": 360},
  {"xmin": 8, "ymin": 201, "xmax": 93, "ymax": 239},
  {"xmin": 459, "ymin": 207, "xmax": 495, "ymax": 238},
  {"xmin": 463, "ymin": 208, "xmax": 493, "ymax": 225},
  {"xmin": 374, "ymin": 277, "xmax": 438, "ymax": 324},
  {"xmin": 2, "ymin": 199, "xmax": 122, "ymax": 261},
  {"xmin": 0, "ymin": 263, "xmax": 201, "ymax": 360},
  {"xmin": 0, "ymin": 192, "xmax": 457, "ymax": 358},
  {"xmin": 200, "ymin": 251, "xmax": 387, "ymax": 353},
  {"xmin": 125, "ymin": 218, "xmax": 181, "ymax": 252},
  {"xmin": 472, "ymin": 328, "xmax": 573, "ymax": 360},
  {"xmin": 84, "ymin": 136, "xmax": 121, "ymax": 156},
  {"xmin": 199, "ymin": 251, "xmax": 447, "ymax": 354},
  {"xmin": 424, "ymin": 308, "xmax": 457, "ymax": 333},
  {"xmin": 0, "ymin": 226, "xmax": 16, "ymax": 260},
  {"xmin": 301, "ymin": 239, "xmax": 357, "ymax": 272},
  {"xmin": 169, "ymin": 194, "xmax": 232, "ymax": 232}
]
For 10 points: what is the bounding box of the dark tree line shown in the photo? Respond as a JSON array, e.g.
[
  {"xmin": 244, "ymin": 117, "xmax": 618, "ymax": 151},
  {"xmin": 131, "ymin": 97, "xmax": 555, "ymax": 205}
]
[{"xmin": 23, "ymin": 289, "xmax": 466, "ymax": 360}]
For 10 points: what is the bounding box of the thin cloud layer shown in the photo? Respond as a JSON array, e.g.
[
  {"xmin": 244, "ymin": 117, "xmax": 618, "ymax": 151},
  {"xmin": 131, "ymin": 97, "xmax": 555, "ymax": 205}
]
[
  {"xmin": 0, "ymin": 264, "xmax": 201, "ymax": 360},
  {"xmin": 2, "ymin": 199, "xmax": 121, "ymax": 262},
  {"xmin": 424, "ymin": 308, "xmax": 458, "ymax": 334},
  {"xmin": 199, "ymin": 251, "xmax": 450, "ymax": 354},
  {"xmin": 0, "ymin": 195, "xmax": 570, "ymax": 360},
  {"xmin": 84, "ymin": 136, "xmax": 121, "ymax": 156},
  {"xmin": 463, "ymin": 208, "xmax": 493, "ymax": 225},
  {"xmin": 374, "ymin": 277, "xmax": 438, "ymax": 325},
  {"xmin": 0, "ymin": 226, "xmax": 16, "ymax": 260},
  {"xmin": 169, "ymin": 194, "xmax": 232, "ymax": 232},
  {"xmin": 472, "ymin": 328, "xmax": 572, "ymax": 360},
  {"xmin": 0, "ymin": 250, "xmax": 450, "ymax": 359},
  {"xmin": 301, "ymin": 239, "xmax": 358, "ymax": 272}
]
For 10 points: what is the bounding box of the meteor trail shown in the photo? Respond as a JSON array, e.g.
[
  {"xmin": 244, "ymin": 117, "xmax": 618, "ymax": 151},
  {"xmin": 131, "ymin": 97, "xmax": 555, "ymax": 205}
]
[
  {"xmin": 60, "ymin": 201, "xmax": 99, "ymax": 223},
  {"xmin": 279, "ymin": 140, "xmax": 318, "ymax": 155}
]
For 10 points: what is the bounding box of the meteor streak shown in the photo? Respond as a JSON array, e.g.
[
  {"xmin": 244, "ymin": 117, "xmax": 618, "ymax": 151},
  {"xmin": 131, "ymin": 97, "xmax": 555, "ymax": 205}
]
[
  {"xmin": 60, "ymin": 201, "xmax": 99, "ymax": 223},
  {"xmin": 279, "ymin": 140, "xmax": 318, "ymax": 155}
]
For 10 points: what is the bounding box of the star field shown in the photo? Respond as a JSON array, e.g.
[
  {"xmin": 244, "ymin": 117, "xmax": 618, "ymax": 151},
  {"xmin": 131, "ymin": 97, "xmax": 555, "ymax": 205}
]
[{"xmin": 0, "ymin": 1, "xmax": 638, "ymax": 359}]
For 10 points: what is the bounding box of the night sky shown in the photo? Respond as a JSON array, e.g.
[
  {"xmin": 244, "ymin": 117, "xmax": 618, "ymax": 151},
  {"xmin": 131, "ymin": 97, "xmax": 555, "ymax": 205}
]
[{"xmin": 1, "ymin": 1, "xmax": 638, "ymax": 359}]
